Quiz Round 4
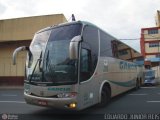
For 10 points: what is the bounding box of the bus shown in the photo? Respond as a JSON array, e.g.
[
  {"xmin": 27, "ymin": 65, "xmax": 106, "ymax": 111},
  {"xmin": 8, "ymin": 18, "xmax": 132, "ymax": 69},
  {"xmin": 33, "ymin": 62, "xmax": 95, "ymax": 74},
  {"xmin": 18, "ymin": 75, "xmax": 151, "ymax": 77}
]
[{"xmin": 12, "ymin": 21, "xmax": 144, "ymax": 110}]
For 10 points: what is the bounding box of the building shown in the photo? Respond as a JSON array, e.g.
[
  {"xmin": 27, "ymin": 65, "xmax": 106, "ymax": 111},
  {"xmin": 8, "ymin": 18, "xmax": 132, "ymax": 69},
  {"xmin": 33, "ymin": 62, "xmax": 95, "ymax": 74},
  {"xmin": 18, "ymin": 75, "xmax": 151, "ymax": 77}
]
[
  {"xmin": 0, "ymin": 14, "xmax": 67, "ymax": 86},
  {"xmin": 140, "ymin": 10, "xmax": 160, "ymax": 79},
  {"xmin": 155, "ymin": 10, "xmax": 160, "ymax": 27}
]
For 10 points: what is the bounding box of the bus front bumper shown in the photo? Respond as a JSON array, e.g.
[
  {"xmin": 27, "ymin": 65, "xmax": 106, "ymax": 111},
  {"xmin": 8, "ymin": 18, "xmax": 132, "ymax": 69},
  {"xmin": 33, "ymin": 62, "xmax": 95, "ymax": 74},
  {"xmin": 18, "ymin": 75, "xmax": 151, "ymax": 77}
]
[{"xmin": 24, "ymin": 92, "xmax": 78, "ymax": 110}]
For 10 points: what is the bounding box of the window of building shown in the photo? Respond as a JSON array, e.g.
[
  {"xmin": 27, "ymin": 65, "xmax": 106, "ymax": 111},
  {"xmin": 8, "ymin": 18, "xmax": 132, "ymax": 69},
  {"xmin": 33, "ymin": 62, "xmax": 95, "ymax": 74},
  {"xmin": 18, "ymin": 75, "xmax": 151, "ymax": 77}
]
[
  {"xmin": 148, "ymin": 29, "xmax": 158, "ymax": 34},
  {"xmin": 149, "ymin": 43, "xmax": 160, "ymax": 47},
  {"xmin": 156, "ymin": 54, "xmax": 160, "ymax": 58},
  {"xmin": 118, "ymin": 50, "xmax": 128, "ymax": 56}
]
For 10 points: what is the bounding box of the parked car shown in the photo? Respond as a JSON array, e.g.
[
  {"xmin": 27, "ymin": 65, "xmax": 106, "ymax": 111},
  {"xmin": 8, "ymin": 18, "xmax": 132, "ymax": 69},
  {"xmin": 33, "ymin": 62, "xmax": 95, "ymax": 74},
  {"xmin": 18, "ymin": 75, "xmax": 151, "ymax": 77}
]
[{"xmin": 144, "ymin": 70, "xmax": 157, "ymax": 86}]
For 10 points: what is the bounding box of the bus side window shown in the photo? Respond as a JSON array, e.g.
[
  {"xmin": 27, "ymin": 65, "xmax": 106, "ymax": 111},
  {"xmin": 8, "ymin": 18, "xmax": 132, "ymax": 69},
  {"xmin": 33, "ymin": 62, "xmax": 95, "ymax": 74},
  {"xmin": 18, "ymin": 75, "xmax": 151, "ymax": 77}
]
[{"xmin": 80, "ymin": 48, "xmax": 91, "ymax": 82}]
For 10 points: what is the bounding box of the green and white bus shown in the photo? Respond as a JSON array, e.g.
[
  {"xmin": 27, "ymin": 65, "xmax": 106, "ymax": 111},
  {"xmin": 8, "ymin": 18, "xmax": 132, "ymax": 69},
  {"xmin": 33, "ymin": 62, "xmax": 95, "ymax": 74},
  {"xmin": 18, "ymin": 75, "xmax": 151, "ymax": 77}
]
[{"xmin": 13, "ymin": 21, "xmax": 144, "ymax": 110}]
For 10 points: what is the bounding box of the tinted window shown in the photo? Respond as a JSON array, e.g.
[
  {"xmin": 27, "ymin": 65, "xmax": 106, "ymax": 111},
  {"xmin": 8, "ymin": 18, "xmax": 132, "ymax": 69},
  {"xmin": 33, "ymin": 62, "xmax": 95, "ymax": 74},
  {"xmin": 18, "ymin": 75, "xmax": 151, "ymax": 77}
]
[
  {"xmin": 42, "ymin": 24, "xmax": 82, "ymax": 84},
  {"xmin": 100, "ymin": 30, "xmax": 113, "ymax": 57},
  {"xmin": 99, "ymin": 30, "xmax": 138, "ymax": 62},
  {"xmin": 112, "ymin": 41, "xmax": 143, "ymax": 62},
  {"xmin": 99, "ymin": 29, "xmax": 143, "ymax": 63},
  {"xmin": 49, "ymin": 24, "xmax": 82, "ymax": 41},
  {"xmin": 114, "ymin": 41, "xmax": 132, "ymax": 61},
  {"xmin": 29, "ymin": 24, "xmax": 82, "ymax": 84},
  {"xmin": 80, "ymin": 48, "xmax": 91, "ymax": 82},
  {"xmin": 81, "ymin": 25, "xmax": 99, "ymax": 81}
]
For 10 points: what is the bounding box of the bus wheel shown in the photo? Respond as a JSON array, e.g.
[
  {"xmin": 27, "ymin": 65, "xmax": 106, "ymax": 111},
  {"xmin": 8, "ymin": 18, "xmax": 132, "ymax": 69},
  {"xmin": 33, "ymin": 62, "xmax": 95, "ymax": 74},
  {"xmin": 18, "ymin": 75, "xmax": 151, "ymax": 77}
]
[{"xmin": 99, "ymin": 86, "xmax": 111, "ymax": 107}]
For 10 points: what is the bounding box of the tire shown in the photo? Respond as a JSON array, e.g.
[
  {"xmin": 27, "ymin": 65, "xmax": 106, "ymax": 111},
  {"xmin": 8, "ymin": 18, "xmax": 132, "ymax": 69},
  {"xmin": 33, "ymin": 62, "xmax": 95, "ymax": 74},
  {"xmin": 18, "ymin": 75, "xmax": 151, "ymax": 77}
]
[
  {"xmin": 99, "ymin": 86, "xmax": 111, "ymax": 107},
  {"xmin": 135, "ymin": 80, "xmax": 140, "ymax": 90}
]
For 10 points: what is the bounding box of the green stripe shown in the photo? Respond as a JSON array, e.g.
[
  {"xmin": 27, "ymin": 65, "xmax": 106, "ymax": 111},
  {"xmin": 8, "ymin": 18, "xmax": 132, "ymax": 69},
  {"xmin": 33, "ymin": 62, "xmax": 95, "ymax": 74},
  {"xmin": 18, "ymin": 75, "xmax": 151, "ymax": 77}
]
[{"xmin": 108, "ymin": 79, "xmax": 135, "ymax": 87}]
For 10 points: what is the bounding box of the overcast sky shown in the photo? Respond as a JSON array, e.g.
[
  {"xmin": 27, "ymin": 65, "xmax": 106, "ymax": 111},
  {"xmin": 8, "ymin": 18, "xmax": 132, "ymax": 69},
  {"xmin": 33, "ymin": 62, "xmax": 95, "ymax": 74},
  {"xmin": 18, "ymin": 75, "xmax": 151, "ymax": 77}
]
[{"xmin": 0, "ymin": 0, "xmax": 160, "ymax": 51}]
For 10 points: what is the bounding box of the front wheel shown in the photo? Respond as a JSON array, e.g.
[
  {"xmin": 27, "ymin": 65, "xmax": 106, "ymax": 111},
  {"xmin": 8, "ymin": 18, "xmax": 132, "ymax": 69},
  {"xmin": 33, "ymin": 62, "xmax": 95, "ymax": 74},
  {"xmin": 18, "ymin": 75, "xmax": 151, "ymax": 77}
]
[{"xmin": 99, "ymin": 86, "xmax": 111, "ymax": 107}]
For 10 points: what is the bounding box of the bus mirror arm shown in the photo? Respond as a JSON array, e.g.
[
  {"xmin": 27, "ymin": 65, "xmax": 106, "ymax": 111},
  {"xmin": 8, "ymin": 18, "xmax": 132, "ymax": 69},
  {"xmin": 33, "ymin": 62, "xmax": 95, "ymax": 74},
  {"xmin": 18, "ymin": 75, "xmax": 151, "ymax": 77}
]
[
  {"xmin": 69, "ymin": 35, "xmax": 82, "ymax": 59},
  {"xmin": 12, "ymin": 46, "xmax": 28, "ymax": 65}
]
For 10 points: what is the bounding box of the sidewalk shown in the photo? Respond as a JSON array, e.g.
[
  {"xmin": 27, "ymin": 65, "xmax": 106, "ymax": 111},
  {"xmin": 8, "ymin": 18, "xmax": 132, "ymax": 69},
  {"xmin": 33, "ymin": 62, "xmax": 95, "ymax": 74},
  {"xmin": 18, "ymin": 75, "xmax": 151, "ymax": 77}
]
[{"xmin": 0, "ymin": 86, "xmax": 23, "ymax": 89}]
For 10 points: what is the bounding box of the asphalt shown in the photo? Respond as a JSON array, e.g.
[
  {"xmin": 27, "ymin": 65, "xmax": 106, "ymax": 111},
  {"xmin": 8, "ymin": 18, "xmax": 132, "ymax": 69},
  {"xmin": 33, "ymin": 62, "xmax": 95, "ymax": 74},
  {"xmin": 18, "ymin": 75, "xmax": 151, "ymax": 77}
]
[{"xmin": 0, "ymin": 86, "xmax": 160, "ymax": 120}]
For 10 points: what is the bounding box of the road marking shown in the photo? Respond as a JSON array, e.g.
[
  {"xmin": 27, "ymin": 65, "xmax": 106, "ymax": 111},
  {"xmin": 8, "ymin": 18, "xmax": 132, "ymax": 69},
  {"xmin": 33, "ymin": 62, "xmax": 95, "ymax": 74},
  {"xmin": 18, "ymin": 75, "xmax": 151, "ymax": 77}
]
[
  {"xmin": 141, "ymin": 87, "xmax": 157, "ymax": 89},
  {"xmin": 129, "ymin": 93, "xmax": 147, "ymax": 96},
  {"xmin": 1, "ymin": 94, "xmax": 18, "ymax": 97},
  {"xmin": 147, "ymin": 101, "xmax": 160, "ymax": 103},
  {"xmin": 0, "ymin": 101, "xmax": 25, "ymax": 104}
]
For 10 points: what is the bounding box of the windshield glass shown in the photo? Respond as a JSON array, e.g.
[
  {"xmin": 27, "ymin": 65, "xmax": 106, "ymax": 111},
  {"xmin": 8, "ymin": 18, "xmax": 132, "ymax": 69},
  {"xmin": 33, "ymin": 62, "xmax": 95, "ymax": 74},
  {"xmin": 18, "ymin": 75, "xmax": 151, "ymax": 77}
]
[
  {"xmin": 30, "ymin": 30, "xmax": 51, "ymax": 62},
  {"xmin": 145, "ymin": 70, "xmax": 155, "ymax": 77},
  {"xmin": 29, "ymin": 23, "xmax": 82, "ymax": 84},
  {"xmin": 26, "ymin": 30, "xmax": 51, "ymax": 81},
  {"xmin": 43, "ymin": 24, "xmax": 82, "ymax": 84}
]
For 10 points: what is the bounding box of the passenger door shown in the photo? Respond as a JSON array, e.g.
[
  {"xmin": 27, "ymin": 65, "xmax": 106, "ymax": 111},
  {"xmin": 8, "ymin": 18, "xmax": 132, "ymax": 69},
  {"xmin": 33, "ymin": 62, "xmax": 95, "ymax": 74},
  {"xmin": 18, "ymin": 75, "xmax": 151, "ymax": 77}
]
[{"xmin": 78, "ymin": 25, "xmax": 99, "ymax": 109}]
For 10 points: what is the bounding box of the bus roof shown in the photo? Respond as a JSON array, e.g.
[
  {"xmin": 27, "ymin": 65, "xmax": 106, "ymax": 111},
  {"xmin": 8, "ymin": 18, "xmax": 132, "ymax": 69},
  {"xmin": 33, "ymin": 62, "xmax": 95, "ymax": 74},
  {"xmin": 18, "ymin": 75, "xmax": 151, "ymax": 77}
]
[
  {"xmin": 35, "ymin": 21, "xmax": 141, "ymax": 55},
  {"xmin": 36, "ymin": 20, "xmax": 117, "ymax": 40}
]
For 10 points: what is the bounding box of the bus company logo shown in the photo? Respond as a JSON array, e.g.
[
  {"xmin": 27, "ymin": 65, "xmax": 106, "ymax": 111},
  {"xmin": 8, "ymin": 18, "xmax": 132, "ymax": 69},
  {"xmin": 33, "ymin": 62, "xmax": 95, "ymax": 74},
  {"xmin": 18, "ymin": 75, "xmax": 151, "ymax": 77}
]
[
  {"xmin": 119, "ymin": 61, "xmax": 137, "ymax": 70},
  {"xmin": 2, "ymin": 114, "xmax": 8, "ymax": 120},
  {"xmin": 48, "ymin": 87, "xmax": 71, "ymax": 91}
]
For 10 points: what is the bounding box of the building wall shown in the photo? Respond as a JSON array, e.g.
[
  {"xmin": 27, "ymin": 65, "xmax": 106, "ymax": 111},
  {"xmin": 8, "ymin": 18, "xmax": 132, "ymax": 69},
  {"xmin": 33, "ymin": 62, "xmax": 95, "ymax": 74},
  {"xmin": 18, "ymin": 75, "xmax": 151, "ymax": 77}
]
[
  {"xmin": 140, "ymin": 27, "xmax": 160, "ymax": 83},
  {"xmin": 0, "ymin": 41, "xmax": 31, "ymax": 76},
  {"xmin": 0, "ymin": 14, "xmax": 67, "ymax": 42},
  {"xmin": 141, "ymin": 27, "xmax": 160, "ymax": 58},
  {"xmin": 0, "ymin": 14, "xmax": 67, "ymax": 86},
  {"xmin": 140, "ymin": 10, "xmax": 160, "ymax": 83}
]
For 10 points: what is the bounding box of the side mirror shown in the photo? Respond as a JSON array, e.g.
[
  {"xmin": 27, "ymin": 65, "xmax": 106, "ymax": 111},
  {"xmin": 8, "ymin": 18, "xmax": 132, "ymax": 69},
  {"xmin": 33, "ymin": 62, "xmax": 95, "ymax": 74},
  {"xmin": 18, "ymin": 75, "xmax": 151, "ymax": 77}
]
[
  {"xmin": 69, "ymin": 35, "xmax": 82, "ymax": 59},
  {"xmin": 12, "ymin": 46, "xmax": 28, "ymax": 65}
]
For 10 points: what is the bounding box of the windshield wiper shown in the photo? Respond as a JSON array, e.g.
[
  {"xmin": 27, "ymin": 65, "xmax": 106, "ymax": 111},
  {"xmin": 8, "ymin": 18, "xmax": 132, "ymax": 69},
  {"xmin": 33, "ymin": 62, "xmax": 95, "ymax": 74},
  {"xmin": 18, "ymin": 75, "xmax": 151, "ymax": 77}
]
[
  {"xmin": 46, "ymin": 50, "xmax": 49, "ymax": 70},
  {"xmin": 45, "ymin": 50, "xmax": 56, "ymax": 72},
  {"xmin": 29, "ymin": 51, "xmax": 42, "ymax": 82}
]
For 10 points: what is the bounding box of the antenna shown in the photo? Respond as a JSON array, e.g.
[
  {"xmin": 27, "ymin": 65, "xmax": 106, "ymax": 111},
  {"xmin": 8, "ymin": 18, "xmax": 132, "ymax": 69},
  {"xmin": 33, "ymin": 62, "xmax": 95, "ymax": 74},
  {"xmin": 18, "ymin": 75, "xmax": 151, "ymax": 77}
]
[{"xmin": 72, "ymin": 14, "xmax": 76, "ymax": 21}]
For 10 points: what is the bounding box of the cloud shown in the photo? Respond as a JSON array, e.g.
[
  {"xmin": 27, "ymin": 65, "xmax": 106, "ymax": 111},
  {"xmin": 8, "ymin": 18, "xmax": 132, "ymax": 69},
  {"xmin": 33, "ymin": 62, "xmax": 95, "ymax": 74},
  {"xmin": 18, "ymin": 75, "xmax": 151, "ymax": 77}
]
[
  {"xmin": 0, "ymin": 0, "xmax": 159, "ymax": 51},
  {"xmin": 76, "ymin": 0, "xmax": 160, "ymax": 51},
  {"xmin": 31, "ymin": 0, "xmax": 89, "ymax": 20},
  {"xmin": 0, "ymin": 0, "xmax": 37, "ymax": 19},
  {"xmin": 77, "ymin": 0, "xmax": 158, "ymax": 36},
  {"xmin": 0, "ymin": 3, "xmax": 6, "ymax": 14}
]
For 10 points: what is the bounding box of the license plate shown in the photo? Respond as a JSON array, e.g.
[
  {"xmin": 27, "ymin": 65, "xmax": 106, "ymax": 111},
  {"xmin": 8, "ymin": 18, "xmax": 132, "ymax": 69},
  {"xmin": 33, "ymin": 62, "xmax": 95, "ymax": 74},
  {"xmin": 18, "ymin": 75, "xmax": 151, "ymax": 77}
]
[{"xmin": 38, "ymin": 100, "xmax": 48, "ymax": 106}]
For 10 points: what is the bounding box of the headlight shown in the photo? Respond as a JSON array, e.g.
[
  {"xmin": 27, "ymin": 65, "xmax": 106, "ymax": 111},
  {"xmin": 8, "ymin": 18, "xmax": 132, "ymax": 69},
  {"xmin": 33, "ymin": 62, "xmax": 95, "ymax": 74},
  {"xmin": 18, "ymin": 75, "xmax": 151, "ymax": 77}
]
[
  {"xmin": 57, "ymin": 92, "xmax": 77, "ymax": 98},
  {"xmin": 24, "ymin": 89, "xmax": 31, "ymax": 95}
]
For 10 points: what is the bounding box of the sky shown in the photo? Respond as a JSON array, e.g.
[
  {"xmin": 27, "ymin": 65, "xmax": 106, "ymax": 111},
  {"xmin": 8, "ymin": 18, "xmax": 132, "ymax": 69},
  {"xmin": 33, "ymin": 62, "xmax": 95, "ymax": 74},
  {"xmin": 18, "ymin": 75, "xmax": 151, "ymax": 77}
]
[{"xmin": 0, "ymin": 0, "xmax": 160, "ymax": 51}]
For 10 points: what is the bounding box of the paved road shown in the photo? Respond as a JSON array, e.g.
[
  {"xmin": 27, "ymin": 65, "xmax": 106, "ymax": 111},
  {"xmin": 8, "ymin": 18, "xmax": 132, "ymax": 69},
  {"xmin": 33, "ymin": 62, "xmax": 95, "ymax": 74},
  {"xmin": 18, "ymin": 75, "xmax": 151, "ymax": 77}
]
[{"xmin": 0, "ymin": 86, "xmax": 160, "ymax": 120}]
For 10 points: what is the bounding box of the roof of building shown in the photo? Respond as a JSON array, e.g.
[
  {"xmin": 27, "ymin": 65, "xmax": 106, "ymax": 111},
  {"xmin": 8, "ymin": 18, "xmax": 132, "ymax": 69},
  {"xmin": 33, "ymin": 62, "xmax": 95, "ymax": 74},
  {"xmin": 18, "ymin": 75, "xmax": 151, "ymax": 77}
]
[{"xmin": 0, "ymin": 14, "xmax": 67, "ymax": 42}]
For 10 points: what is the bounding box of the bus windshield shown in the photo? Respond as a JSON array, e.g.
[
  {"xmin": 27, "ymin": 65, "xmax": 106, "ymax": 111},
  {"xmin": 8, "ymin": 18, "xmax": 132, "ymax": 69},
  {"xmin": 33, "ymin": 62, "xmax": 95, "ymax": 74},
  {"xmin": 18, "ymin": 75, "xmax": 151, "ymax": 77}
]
[
  {"xmin": 29, "ymin": 24, "xmax": 82, "ymax": 85},
  {"xmin": 145, "ymin": 70, "xmax": 155, "ymax": 77}
]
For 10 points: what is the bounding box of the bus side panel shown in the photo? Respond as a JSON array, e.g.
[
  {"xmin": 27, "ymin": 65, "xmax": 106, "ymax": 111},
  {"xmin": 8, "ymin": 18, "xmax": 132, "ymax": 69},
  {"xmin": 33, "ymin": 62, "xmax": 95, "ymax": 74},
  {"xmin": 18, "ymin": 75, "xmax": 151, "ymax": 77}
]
[
  {"xmin": 100, "ymin": 57, "xmax": 138, "ymax": 97},
  {"xmin": 77, "ymin": 72, "xmax": 102, "ymax": 110}
]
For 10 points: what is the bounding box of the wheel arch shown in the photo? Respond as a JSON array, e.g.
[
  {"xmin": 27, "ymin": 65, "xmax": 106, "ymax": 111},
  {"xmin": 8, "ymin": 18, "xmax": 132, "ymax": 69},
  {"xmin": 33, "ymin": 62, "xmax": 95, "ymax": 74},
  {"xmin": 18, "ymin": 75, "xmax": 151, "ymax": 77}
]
[{"xmin": 99, "ymin": 80, "xmax": 111, "ymax": 103}]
